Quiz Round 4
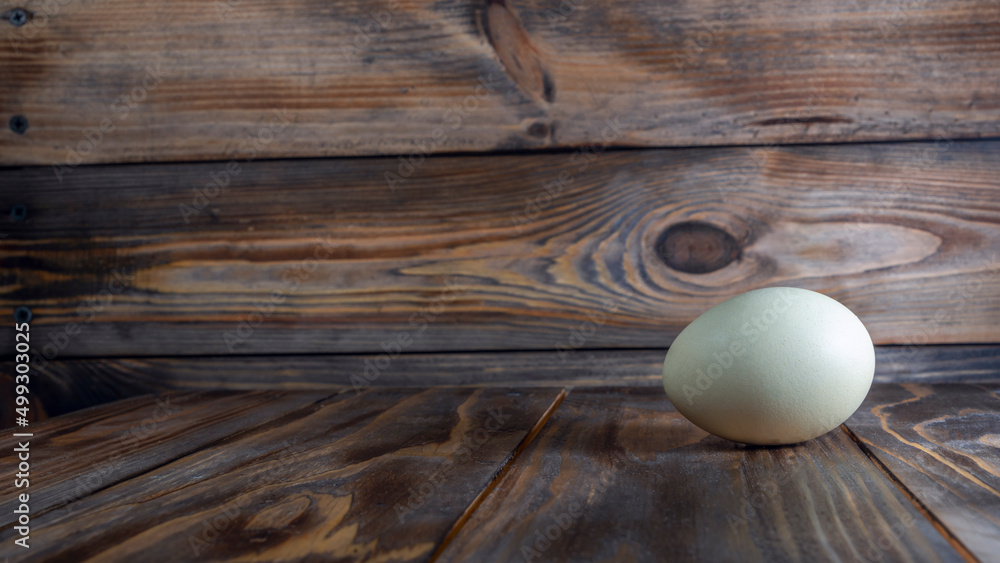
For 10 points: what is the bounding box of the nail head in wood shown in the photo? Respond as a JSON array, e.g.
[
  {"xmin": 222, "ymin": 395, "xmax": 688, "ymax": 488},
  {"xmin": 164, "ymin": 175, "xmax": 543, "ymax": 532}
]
[
  {"xmin": 7, "ymin": 8, "xmax": 28, "ymax": 27},
  {"xmin": 14, "ymin": 306, "xmax": 32, "ymax": 324},
  {"xmin": 9, "ymin": 115, "xmax": 29, "ymax": 134},
  {"xmin": 11, "ymin": 203, "xmax": 28, "ymax": 221}
]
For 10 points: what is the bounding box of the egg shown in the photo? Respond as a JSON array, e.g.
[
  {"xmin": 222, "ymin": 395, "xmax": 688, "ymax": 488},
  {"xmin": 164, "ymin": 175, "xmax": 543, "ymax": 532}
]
[{"xmin": 661, "ymin": 287, "xmax": 875, "ymax": 445}]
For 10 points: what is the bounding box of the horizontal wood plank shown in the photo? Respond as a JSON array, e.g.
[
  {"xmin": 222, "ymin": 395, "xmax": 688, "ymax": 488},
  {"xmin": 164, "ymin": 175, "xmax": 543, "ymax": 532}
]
[
  {"xmin": 1, "ymin": 0, "xmax": 999, "ymax": 165},
  {"xmin": 845, "ymin": 383, "xmax": 1000, "ymax": 561},
  {"xmin": 5, "ymin": 345, "xmax": 998, "ymax": 420},
  {"xmin": 438, "ymin": 386, "xmax": 964, "ymax": 562},
  {"xmin": 874, "ymin": 346, "xmax": 1000, "ymax": 384},
  {"xmin": 2, "ymin": 141, "xmax": 998, "ymax": 357},
  {"xmin": 0, "ymin": 387, "xmax": 562, "ymax": 561},
  {"xmin": 0, "ymin": 390, "xmax": 331, "ymax": 528}
]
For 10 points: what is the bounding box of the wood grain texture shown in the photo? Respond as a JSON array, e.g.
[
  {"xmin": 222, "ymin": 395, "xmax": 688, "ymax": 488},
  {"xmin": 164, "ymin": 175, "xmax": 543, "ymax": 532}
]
[
  {"xmin": 5, "ymin": 345, "xmax": 998, "ymax": 421},
  {"xmin": 0, "ymin": 390, "xmax": 330, "ymax": 530},
  {"xmin": 874, "ymin": 346, "xmax": 1000, "ymax": 384},
  {"xmin": 845, "ymin": 383, "xmax": 1000, "ymax": 561},
  {"xmin": 3, "ymin": 140, "xmax": 999, "ymax": 357},
  {"xmin": 0, "ymin": 387, "xmax": 562, "ymax": 562},
  {"xmin": 438, "ymin": 386, "xmax": 963, "ymax": 562},
  {"xmin": 1, "ymin": 0, "xmax": 999, "ymax": 165}
]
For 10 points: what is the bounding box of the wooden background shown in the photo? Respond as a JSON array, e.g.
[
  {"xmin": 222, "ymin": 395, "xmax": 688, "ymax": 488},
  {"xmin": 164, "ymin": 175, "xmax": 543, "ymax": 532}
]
[
  {"xmin": 1, "ymin": 0, "xmax": 1000, "ymax": 422},
  {"xmin": 2, "ymin": 142, "xmax": 999, "ymax": 357},
  {"xmin": 0, "ymin": 1, "xmax": 999, "ymax": 561},
  {"xmin": 1, "ymin": 0, "xmax": 999, "ymax": 165}
]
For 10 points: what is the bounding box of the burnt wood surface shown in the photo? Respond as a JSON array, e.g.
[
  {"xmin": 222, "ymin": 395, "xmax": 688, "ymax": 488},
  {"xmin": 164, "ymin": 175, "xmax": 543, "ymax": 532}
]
[
  {"xmin": 439, "ymin": 386, "xmax": 965, "ymax": 562},
  {"xmin": 6, "ymin": 385, "xmax": 998, "ymax": 561},
  {"xmin": 0, "ymin": 387, "xmax": 564, "ymax": 561},
  {"xmin": 2, "ymin": 0, "xmax": 997, "ymax": 558},
  {"xmin": 1, "ymin": 0, "xmax": 999, "ymax": 165},
  {"xmin": 2, "ymin": 345, "xmax": 997, "ymax": 424},
  {"xmin": 0, "ymin": 390, "xmax": 331, "ymax": 530},
  {"xmin": 3, "ymin": 140, "xmax": 999, "ymax": 359},
  {"xmin": 846, "ymin": 383, "xmax": 1000, "ymax": 561}
]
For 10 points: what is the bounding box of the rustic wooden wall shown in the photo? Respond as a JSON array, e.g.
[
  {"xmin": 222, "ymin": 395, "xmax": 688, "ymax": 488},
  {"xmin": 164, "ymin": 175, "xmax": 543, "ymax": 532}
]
[
  {"xmin": 1, "ymin": 0, "xmax": 999, "ymax": 422},
  {"xmin": 2, "ymin": 142, "xmax": 998, "ymax": 360},
  {"xmin": 1, "ymin": 0, "xmax": 999, "ymax": 165}
]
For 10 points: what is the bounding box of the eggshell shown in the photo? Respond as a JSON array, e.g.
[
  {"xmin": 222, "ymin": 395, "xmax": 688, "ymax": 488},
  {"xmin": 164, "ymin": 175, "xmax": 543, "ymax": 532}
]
[{"xmin": 661, "ymin": 287, "xmax": 875, "ymax": 445}]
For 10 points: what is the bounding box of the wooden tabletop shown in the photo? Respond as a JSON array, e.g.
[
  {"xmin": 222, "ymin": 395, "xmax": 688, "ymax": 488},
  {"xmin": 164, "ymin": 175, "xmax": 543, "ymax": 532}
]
[{"xmin": 1, "ymin": 382, "xmax": 996, "ymax": 562}]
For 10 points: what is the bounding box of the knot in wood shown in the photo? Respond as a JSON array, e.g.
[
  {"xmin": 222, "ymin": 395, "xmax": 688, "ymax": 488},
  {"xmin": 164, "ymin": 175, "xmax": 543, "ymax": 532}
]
[{"xmin": 656, "ymin": 221, "xmax": 741, "ymax": 274}]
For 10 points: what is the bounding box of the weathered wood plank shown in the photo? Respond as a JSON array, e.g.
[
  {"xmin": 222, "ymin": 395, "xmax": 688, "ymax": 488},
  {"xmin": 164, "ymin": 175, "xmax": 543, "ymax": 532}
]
[
  {"xmin": 0, "ymin": 387, "xmax": 562, "ymax": 561},
  {"xmin": 438, "ymin": 387, "xmax": 964, "ymax": 562},
  {"xmin": 845, "ymin": 383, "xmax": 1000, "ymax": 561},
  {"xmin": 5, "ymin": 346, "xmax": 997, "ymax": 420},
  {"xmin": 1, "ymin": 0, "xmax": 998, "ymax": 165},
  {"xmin": 2, "ymin": 141, "xmax": 999, "ymax": 357},
  {"xmin": 874, "ymin": 346, "xmax": 1000, "ymax": 384},
  {"xmin": 0, "ymin": 390, "xmax": 331, "ymax": 530}
]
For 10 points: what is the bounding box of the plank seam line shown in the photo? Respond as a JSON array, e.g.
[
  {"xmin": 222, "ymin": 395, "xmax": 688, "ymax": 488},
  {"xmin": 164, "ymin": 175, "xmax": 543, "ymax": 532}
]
[
  {"xmin": 0, "ymin": 390, "xmax": 342, "ymax": 534},
  {"xmin": 5, "ymin": 347, "xmax": 672, "ymax": 362},
  {"xmin": 427, "ymin": 387, "xmax": 569, "ymax": 561},
  {"xmin": 4, "ymin": 136, "xmax": 999, "ymax": 171},
  {"xmin": 839, "ymin": 423, "xmax": 980, "ymax": 563},
  {"xmin": 10, "ymin": 344, "xmax": 997, "ymax": 364}
]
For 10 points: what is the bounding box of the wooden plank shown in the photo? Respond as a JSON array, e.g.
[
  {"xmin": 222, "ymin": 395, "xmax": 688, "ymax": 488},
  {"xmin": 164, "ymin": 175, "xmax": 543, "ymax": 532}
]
[
  {"xmin": 0, "ymin": 387, "xmax": 562, "ymax": 561},
  {"xmin": 2, "ymin": 141, "xmax": 999, "ymax": 357},
  {"xmin": 1, "ymin": 0, "xmax": 999, "ymax": 165},
  {"xmin": 6, "ymin": 346, "xmax": 998, "ymax": 420},
  {"xmin": 438, "ymin": 386, "xmax": 965, "ymax": 562},
  {"xmin": 13, "ymin": 350, "xmax": 663, "ymax": 402},
  {"xmin": 845, "ymin": 383, "xmax": 1000, "ymax": 561},
  {"xmin": 874, "ymin": 346, "xmax": 1000, "ymax": 384},
  {"xmin": 0, "ymin": 389, "xmax": 331, "ymax": 529}
]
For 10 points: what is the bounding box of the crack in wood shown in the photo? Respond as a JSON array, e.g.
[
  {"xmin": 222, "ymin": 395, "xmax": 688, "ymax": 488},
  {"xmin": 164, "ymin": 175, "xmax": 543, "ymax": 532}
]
[
  {"xmin": 749, "ymin": 116, "xmax": 854, "ymax": 126},
  {"xmin": 428, "ymin": 388, "xmax": 568, "ymax": 561},
  {"xmin": 840, "ymin": 423, "xmax": 980, "ymax": 563}
]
